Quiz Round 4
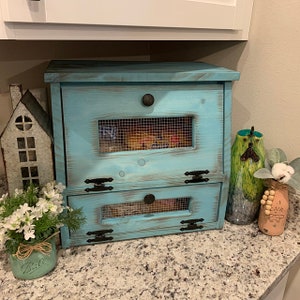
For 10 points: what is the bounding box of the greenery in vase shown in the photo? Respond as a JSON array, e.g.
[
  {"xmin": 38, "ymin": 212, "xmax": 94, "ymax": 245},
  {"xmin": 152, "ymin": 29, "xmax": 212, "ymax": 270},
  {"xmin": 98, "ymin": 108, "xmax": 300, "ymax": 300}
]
[{"xmin": 0, "ymin": 181, "xmax": 86, "ymax": 255}]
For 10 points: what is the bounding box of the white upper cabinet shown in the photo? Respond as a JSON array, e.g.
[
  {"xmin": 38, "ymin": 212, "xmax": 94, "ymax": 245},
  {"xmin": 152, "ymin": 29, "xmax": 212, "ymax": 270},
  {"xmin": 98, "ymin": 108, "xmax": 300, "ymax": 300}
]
[{"xmin": 0, "ymin": 0, "xmax": 253, "ymax": 40}]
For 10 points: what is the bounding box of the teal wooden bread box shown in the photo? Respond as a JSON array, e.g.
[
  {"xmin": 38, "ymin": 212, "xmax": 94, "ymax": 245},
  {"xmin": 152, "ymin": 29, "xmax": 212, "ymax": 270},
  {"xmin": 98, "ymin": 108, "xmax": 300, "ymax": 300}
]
[{"xmin": 44, "ymin": 61, "xmax": 240, "ymax": 248}]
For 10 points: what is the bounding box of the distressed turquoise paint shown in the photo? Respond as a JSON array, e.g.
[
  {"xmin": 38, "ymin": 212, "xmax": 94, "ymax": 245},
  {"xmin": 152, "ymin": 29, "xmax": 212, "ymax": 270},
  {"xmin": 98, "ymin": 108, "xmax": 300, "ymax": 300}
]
[
  {"xmin": 45, "ymin": 61, "xmax": 239, "ymax": 248},
  {"xmin": 45, "ymin": 61, "xmax": 240, "ymax": 83},
  {"xmin": 68, "ymin": 184, "xmax": 221, "ymax": 247},
  {"xmin": 62, "ymin": 83, "xmax": 224, "ymax": 192}
]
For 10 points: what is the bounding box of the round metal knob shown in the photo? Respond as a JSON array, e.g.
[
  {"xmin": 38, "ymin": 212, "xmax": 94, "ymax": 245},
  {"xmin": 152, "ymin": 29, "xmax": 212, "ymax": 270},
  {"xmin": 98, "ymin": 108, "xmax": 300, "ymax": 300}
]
[
  {"xmin": 142, "ymin": 94, "xmax": 155, "ymax": 106},
  {"xmin": 144, "ymin": 194, "xmax": 155, "ymax": 204}
]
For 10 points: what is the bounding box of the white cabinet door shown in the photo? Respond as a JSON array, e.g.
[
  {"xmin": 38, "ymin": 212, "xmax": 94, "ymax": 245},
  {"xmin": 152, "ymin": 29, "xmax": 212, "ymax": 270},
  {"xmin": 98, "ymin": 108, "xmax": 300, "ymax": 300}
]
[{"xmin": 0, "ymin": 0, "xmax": 253, "ymax": 40}]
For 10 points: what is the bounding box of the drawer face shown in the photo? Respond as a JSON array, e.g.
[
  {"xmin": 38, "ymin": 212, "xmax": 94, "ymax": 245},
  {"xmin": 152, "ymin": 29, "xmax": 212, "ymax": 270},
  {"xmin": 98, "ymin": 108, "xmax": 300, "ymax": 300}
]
[
  {"xmin": 66, "ymin": 183, "xmax": 221, "ymax": 246},
  {"xmin": 61, "ymin": 83, "xmax": 224, "ymax": 192}
]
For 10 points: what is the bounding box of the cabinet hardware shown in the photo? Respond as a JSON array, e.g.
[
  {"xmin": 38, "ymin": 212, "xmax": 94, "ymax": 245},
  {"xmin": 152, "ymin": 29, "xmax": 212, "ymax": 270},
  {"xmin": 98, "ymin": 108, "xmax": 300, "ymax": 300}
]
[
  {"xmin": 185, "ymin": 170, "xmax": 209, "ymax": 176},
  {"xmin": 142, "ymin": 93, "xmax": 155, "ymax": 106},
  {"xmin": 144, "ymin": 194, "xmax": 155, "ymax": 204},
  {"xmin": 85, "ymin": 186, "xmax": 113, "ymax": 192},
  {"xmin": 87, "ymin": 229, "xmax": 113, "ymax": 243},
  {"xmin": 184, "ymin": 170, "xmax": 209, "ymax": 184},
  {"xmin": 85, "ymin": 178, "xmax": 113, "ymax": 184},
  {"xmin": 180, "ymin": 218, "xmax": 204, "ymax": 231},
  {"xmin": 84, "ymin": 177, "xmax": 113, "ymax": 192}
]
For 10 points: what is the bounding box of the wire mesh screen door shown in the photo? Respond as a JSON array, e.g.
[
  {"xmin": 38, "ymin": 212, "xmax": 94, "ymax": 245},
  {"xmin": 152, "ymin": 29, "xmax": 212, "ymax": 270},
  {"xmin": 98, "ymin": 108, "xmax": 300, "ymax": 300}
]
[
  {"xmin": 99, "ymin": 116, "xmax": 193, "ymax": 153},
  {"xmin": 102, "ymin": 197, "xmax": 191, "ymax": 219}
]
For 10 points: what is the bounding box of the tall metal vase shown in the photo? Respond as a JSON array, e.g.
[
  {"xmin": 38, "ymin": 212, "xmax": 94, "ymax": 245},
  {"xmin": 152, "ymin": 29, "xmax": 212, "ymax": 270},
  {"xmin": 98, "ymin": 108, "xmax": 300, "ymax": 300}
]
[{"xmin": 226, "ymin": 127, "xmax": 265, "ymax": 224}]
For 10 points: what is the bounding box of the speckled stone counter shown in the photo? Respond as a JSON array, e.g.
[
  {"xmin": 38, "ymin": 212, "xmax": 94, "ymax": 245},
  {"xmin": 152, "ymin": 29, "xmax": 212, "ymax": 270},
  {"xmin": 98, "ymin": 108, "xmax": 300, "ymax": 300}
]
[{"xmin": 1, "ymin": 193, "xmax": 299, "ymax": 300}]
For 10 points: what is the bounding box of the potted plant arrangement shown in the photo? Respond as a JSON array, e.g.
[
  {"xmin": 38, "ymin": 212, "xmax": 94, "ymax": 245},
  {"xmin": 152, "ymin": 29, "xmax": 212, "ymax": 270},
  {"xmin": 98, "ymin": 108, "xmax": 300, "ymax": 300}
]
[
  {"xmin": 0, "ymin": 181, "xmax": 85, "ymax": 279},
  {"xmin": 254, "ymin": 148, "xmax": 300, "ymax": 235}
]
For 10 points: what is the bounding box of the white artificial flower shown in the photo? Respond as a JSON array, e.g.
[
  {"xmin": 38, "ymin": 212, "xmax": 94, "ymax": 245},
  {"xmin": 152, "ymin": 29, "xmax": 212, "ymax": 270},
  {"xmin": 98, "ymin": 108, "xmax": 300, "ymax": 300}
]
[
  {"xmin": 23, "ymin": 224, "xmax": 36, "ymax": 240},
  {"xmin": 55, "ymin": 182, "xmax": 66, "ymax": 193},
  {"xmin": 14, "ymin": 188, "xmax": 23, "ymax": 196},
  {"xmin": 41, "ymin": 181, "xmax": 65, "ymax": 200},
  {"xmin": 271, "ymin": 163, "xmax": 295, "ymax": 183},
  {"xmin": 22, "ymin": 211, "xmax": 35, "ymax": 225},
  {"xmin": 0, "ymin": 193, "xmax": 8, "ymax": 202},
  {"xmin": 3, "ymin": 213, "xmax": 22, "ymax": 230},
  {"xmin": 53, "ymin": 204, "xmax": 64, "ymax": 214},
  {"xmin": 48, "ymin": 202, "xmax": 58, "ymax": 213},
  {"xmin": 18, "ymin": 203, "xmax": 31, "ymax": 215},
  {"xmin": 31, "ymin": 207, "xmax": 42, "ymax": 219},
  {"xmin": 43, "ymin": 189, "xmax": 61, "ymax": 201},
  {"xmin": 36, "ymin": 198, "xmax": 50, "ymax": 213}
]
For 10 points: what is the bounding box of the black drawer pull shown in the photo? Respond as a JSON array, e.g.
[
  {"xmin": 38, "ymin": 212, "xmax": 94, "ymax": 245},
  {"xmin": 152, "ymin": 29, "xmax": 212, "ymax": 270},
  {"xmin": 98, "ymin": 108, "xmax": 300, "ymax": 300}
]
[
  {"xmin": 185, "ymin": 170, "xmax": 209, "ymax": 176},
  {"xmin": 180, "ymin": 218, "xmax": 204, "ymax": 231},
  {"xmin": 85, "ymin": 177, "xmax": 113, "ymax": 184},
  {"xmin": 185, "ymin": 178, "xmax": 209, "ymax": 184},
  {"xmin": 87, "ymin": 229, "xmax": 113, "ymax": 243},
  {"xmin": 142, "ymin": 93, "xmax": 155, "ymax": 106},
  {"xmin": 85, "ymin": 186, "xmax": 113, "ymax": 192},
  {"xmin": 180, "ymin": 218, "xmax": 204, "ymax": 224},
  {"xmin": 144, "ymin": 194, "xmax": 155, "ymax": 204},
  {"xmin": 184, "ymin": 169, "xmax": 209, "ymax": 184},
  {"xmin": 84, "ymin": 177, "xmax": 113, "ymax": 192}
]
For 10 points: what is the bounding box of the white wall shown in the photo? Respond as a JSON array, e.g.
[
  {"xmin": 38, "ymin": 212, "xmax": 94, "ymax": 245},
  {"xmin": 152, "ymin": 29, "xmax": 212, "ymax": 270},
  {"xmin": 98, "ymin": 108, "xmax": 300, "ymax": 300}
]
[
  {"xmin": 151, "ymin": 1, "xmax": 300, "ymax": 161},
  {"xmin": 205, "ymin": 0, "xmax": 300, "ymax": 161}
]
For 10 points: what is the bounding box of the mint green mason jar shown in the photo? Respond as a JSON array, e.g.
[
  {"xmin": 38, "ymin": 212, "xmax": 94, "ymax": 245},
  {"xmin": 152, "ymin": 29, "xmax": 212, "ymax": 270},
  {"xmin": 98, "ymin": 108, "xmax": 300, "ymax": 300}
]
[
  {"xmin": 226, "ymin": 127, "xmax": 265, "ymax": 225},
  {"xmin": 9, "ymin": 236, "xmax": 57, "ymax": 280}
]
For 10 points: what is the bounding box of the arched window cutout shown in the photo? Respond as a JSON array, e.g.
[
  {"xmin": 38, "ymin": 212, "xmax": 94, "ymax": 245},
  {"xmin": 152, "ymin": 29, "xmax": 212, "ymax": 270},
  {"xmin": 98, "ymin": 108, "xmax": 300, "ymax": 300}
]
[{"xmin": 15, "ymin": 115, "xmax": 33, "ymax": 131}]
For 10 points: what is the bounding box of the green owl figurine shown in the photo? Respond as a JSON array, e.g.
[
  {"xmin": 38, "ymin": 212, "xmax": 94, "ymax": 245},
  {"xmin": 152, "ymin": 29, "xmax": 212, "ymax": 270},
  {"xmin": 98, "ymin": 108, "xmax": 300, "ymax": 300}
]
[{"xmin": 226, "ymin": 127, "xmax": 265, "ymax": 224}]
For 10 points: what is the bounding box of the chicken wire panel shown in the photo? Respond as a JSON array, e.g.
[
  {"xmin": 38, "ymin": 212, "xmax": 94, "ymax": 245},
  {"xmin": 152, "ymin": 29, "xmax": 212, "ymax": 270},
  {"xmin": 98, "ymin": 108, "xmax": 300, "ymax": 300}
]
[
  {"xmin": 99, "ymin": 116, "xmax": 193, "ymax": 153},
  {"xmin": 102, "ymin": 197, "xmax": 190, "ymax": 219}
]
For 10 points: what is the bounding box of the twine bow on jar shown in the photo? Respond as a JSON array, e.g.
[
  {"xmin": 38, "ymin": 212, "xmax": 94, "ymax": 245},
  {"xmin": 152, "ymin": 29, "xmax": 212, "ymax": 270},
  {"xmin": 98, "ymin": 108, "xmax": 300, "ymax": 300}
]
[{"xmin": 13, "ymin": 232, "xmax": 58, "ymax": 260}]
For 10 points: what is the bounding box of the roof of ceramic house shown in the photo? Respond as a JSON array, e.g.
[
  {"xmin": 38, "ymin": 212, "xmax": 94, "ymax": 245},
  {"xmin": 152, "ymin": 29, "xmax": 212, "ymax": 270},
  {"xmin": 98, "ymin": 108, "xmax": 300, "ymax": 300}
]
[{"xmin": 0, "ymin": 90, "xmax": 52, "ymax": 140}]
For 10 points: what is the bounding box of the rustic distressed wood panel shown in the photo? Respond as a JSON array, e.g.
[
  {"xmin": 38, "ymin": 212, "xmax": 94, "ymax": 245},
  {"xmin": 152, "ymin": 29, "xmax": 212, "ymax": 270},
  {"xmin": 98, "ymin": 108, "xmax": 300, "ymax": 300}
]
[{"xmin": 61, "ymin": 83, "xmax": 224, "ymax": 193}]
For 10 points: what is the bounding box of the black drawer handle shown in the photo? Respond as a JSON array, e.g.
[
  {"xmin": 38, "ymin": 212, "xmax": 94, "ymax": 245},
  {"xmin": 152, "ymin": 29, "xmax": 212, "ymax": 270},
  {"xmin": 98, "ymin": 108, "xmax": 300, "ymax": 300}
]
[
  {"xmin": 84, "ymin": 177, "xmax": 113, "ymax": 192},
  {"xmin": 184, "ymin": 169, "xmax": 209, "ymax": 184},
  {"xmin": 85, "ymin": 178, "xmax": 113, "ymax": 185},
  {"xmin": 85, "ymin": 186, "xmax": 113, "ymax": 192}
]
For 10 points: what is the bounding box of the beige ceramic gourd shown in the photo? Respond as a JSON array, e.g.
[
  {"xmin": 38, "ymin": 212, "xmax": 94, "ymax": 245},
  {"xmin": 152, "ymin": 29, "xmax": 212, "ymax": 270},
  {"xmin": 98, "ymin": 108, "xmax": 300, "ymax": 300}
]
[
  {"xmin": 258, "ymin": 180, "xmax": 289, "ymax": 236},
  {"xmin": 254, "ymin": 148, "xmax": 300, "ymax": 236}
]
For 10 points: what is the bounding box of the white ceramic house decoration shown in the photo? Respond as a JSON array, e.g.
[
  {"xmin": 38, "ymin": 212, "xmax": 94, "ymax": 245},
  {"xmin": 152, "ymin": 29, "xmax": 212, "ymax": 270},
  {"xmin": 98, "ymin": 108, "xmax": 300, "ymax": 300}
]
[{"xmin": 0, "ymin": 89, "xmax": 54, "ymax": 195}]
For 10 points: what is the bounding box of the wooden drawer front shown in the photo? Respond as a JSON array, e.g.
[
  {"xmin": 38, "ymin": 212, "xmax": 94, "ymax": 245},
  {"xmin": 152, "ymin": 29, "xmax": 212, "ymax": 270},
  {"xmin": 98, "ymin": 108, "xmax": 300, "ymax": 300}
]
[
  {"xmin": 63, "ymin": 183, "xmax": 221, "ymax": 247},
  {"xmin": 61, "ymin": 83, "xmax": 224, "ymax": 192}
]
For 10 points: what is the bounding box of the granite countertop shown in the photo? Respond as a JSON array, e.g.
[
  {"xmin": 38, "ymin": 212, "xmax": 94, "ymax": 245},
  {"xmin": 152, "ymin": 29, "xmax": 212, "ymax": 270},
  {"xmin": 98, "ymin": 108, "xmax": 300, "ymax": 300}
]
[{"xmin": 1, "ymin": 193, "xmax": 299, "ymax": 300}]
